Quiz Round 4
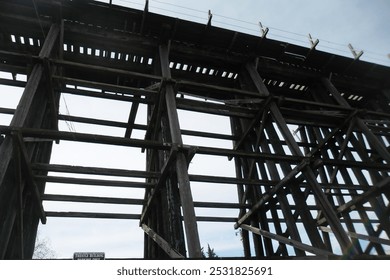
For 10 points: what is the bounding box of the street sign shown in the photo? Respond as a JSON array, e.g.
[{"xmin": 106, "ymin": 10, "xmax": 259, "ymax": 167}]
[{"xmin": 73, "ymin": 252, "xmax": 105, "ymax": 260}]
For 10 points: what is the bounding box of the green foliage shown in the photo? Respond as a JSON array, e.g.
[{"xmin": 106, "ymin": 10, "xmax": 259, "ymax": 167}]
[{"xmin": 201, "ymin": 243, "xmax": 218, "ymax": 259}]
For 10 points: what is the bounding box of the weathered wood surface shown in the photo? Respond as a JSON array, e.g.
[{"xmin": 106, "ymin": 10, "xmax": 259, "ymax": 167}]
[{"xmin": 0, "ymin": 0, "xmax": 389, "ymax": 260}]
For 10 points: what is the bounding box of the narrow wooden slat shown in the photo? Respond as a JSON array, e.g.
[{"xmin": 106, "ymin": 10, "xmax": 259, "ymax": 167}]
[
  {"xmin": 12, "ymin": 134, "xmax": 24, "ymax": 259},
  {"xmin": 241, "ymin": 224, "xmax": 335, "ymax": 257},
  {"xmin": 32, "ymin": 163, "xmax": 159, "ymax": 179},
  {"xmin": 35, "ymin": 175, "xmax": 153, "ymax": 189},
  {"xmin": 319, "ymin": 226, "xmax": 390, "ymax": 246},
  {"xmin": 45, "ymin": 211, "xmax": 140, "ymax": 219},
  {"xmin": 43, "ymin": 194, "xmax": 144, "ymax": 205},
  {"xmin": 125, "ymin": 101, "xmax": 139, "ymax": 138},
  {"xmin": 15, "ymin": 134, "xmax": 46, "ymax": 224}
]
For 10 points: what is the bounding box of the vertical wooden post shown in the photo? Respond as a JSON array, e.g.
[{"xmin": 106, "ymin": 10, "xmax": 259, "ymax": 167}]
[
  {"xmin": 0, "ymin": 24, "xmax": 60, "ymax": 259},
  {"xmin": 159, "ymin": 44, "xmax": 202, "ymax": 258},
  {"xmin": 12, "ymin": 134, "xmax": 24, "ymax": 259}
]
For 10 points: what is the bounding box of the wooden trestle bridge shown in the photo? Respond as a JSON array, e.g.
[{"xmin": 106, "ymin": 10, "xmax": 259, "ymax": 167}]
[{"xmin": 0, "ymin": 0, "xmax": 390, "ymax": 259}]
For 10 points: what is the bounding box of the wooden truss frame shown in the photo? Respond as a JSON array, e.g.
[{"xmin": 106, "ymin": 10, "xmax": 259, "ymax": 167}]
[{"xmin": 0, "ymin": 0, "xmax": 390, "ymax": 259}]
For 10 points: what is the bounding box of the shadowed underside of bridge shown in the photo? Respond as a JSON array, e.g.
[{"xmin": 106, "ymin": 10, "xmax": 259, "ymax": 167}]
[{"xmin": 1, "ymin": 0, "xmax": 390, "ymax": 259}]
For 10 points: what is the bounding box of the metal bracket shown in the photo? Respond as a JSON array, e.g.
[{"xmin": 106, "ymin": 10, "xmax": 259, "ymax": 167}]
[
  {"xmin": 259, "ymin": 21, "xmax": 269, "ymax": 38},
  {"xmin": 308, "ymin": 33, "xmax": 319, "ymax": 50},
  {"xmin": 348, "ymin": 43, "xmax": 363, "ymax": 60},
  {"xmin": 207, "ymin": 10, "xmax": 213, "ymax": 27}
]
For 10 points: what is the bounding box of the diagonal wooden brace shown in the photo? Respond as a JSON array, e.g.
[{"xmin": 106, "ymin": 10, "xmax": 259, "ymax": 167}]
[{"xmin": 13, "ymin": 132, "xmax": 47, "ymax": 224}]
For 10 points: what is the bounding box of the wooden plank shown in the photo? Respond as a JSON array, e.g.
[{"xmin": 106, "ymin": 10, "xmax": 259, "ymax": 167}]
[
  {"xmin": 141, "ymin": 223, "xmax": 185, "ymax": 259},
  {"xmin": 51, "ymin": 58, "xmax": 161, "ymax": 82},
  {"xmin": 45, "ymin": 212, "xmax": 140, "ymax": 219},
  {"xmin": 55, "ymin": 76, "xmax": 157, "ymax": 98},
  {"xmin": 195, "ymin": 216, "xmax": 237, "ymax": 223},
  {"xmin": 125, "ymin": 101, "xmax": 139, "ymax": 138},
  {"xmin": 58, "ymin": 114, "xmax": 142, "ymax": 129},
  {"xmin": 43, "ymin": 194, "xmax": 249, "ymax": 209},
  {"xmin": 0, "ymin": 125, "xmax": 170, "ymax": 151},
  {"xmin": 32, "ymin": 163, "xmax": 159, "ymax": 179},
  {"xmin": 42, "ymin": 194, "xmax": 144, "ymax": 205},
  {"xmin": 0, "ymin": 78, "xmax": 26, "ymax": 88},
  {"xmin": 35, "ymin": 175, "xmax": 153, "ymax": 189},
  {"xmin": 14, "ymin": 134, "xmax": 47, "ymax": 224},
  {"xmin": 177, "ymin": 79, "xmax": 261, "ymax": 99},
  {"xmin": 59, "ymin": 85, "xmax": 154, "ymax": 104},
  {"xmin": 189, "ymin": 174, "xmax": 277, "ymax": 186},
  {"xmin": 193, "ymin": 201, "xmax": 250, "ymax": 209},
  {"xmin": 319, "ymin": 226, "xmax": 390, "ymax": 246},
  {"xmin": 177, "ymin": 97, "xmax": 255, "ymax": 119},
  {"xmin": 12, "ymin": 134, "xmax": 24, "ymax": 259},
  {"xmin": 240, "ymin": 224, "xmax": 335, "ymax": 257}
]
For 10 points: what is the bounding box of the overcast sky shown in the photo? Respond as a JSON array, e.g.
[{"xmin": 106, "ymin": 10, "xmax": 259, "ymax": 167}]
[
  {"xmin": 1, "ymin": 0, "xmax": 390, "ymax": 259},
  {"xmin": 132, "ymin": 0, "xmax": 390, "ymax": 66}
]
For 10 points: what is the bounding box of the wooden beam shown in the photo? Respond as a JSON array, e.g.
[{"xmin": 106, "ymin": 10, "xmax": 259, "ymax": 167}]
[
  {"xmin": 0, "ymin": 125, "xmax": 170, "ymax": 151},
  {"xmin": 54, "ymin": 76, "xmax": 157, "ymax": 98},
  {"xmin": 35, "ymin": 175, "xmax": 153, "ymax": 189},
  {"xmin": 43, "ymin": 194, "xmax": 144, "ymax": 205},
  {"xmin": 14, "ymin": 134, "xmax": 46, "ymax": 224},
  {"xmin": 159, "ymin": 44, "xmax": 202, "ymax": 258},
  {"xmin": 12, "ymin": 134, "xmax": 24, "ymax": 259},
  {"xmin": 51, "ymin": 58, "xmax": 161, "ymax": 82},
  {"xmin": 141, "ymin": 223, "xmax": 185, "ymax": 259},
  {"xmin": 125, "ymin": 101, "xmax": 139, "ymax": 138},
  {"xmin": 45, "ymin": 212, "xmax": 140, "ymax": 219},
  {"xmin": 32, "ymin": 163, "xmax": 159, "ymax": 179},
  {"xmin": 240, "ymin": 224, "xmax": 335, "ymax": 257},
  {"xmin": 193, "ymin": 201, "xmax": 250, "ymax": 209},
  {"xmin": 319, "ymin": 226, "xmax": 390, "ymax": 247}
]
